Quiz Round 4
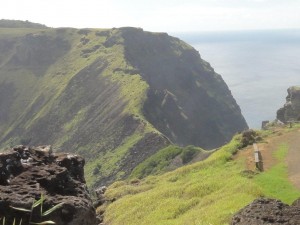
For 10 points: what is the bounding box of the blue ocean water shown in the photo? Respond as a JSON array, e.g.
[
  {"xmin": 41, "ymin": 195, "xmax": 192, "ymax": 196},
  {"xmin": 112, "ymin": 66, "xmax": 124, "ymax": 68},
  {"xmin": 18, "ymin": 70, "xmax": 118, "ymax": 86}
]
[{"xmin": 174, "ymin": 30, "xmax": 300, "ymax": 128}]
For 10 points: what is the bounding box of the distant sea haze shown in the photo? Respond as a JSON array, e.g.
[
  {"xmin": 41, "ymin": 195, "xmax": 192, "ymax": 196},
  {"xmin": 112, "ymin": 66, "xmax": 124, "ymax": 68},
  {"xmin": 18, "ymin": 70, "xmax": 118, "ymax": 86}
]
[{"xmin": 175, "ymin": 29, "xmax": 300, "ymax": 129}]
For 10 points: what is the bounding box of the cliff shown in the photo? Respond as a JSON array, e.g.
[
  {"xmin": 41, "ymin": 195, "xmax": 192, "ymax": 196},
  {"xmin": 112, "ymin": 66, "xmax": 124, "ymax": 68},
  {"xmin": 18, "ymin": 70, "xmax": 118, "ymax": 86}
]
[
  {"xmin": 277, "ymin": 86, "xmax": 300, "ymax": 123},
  {"xmin": 0, "ymin": 21, "xmax": 247, "ymax": 186}
]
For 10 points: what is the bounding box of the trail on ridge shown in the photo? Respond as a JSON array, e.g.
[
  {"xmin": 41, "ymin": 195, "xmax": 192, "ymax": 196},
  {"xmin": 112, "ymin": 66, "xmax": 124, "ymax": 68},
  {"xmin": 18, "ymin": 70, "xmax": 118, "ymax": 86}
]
[
  {"xmin": 286, "ymin": 129, "xmax": 300, "ymax": 189},
  {"xmin": 236, "ymin": 128, "xmax": 300, "ymax": 189}
]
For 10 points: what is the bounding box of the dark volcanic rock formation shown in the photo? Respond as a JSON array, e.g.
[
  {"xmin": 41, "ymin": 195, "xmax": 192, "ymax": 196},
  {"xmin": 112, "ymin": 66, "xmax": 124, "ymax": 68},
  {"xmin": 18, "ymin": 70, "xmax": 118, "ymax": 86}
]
[
  {"xmin": 0, "ymin": 145, "xmax": 97, "ymax": 225},
  {"xmin": 277, "ymin": 86, "xmax": 300, "ymax": 123},
  {"xmin": 232, "ymin": 198, "xmax": 300, "ymax": 225}
]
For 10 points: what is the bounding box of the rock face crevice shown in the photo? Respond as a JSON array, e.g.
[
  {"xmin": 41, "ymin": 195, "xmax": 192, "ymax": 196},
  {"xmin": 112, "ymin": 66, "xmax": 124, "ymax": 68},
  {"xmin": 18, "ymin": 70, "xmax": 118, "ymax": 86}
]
[
  {"xmin": 277, "ymin": 86, "xmax": 300, "ymax": 123},
  {"xmin": 0, "ymin": 145, "xmax": 97, "ymax": 225}
]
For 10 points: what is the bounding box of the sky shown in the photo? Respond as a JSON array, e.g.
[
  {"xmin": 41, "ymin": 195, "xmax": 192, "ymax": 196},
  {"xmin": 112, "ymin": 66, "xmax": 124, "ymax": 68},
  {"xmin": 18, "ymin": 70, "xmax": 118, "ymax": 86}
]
[{"xmin": 1, "ymin": 0, "xmax": 300, "ymax": 32}]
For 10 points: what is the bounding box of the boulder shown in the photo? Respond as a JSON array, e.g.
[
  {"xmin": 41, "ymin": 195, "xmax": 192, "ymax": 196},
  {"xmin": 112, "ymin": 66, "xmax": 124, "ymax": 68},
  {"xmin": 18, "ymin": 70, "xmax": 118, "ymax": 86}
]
[
  {"xmin": 277, "ymin": 86, "xmax": 300, "ymax": 123},
  {"xmin": 232, "ymin": 198, "xmax": 300, "ymax": 224},
  {"xmin": 0, "ymin": 145, "xmax": 97, "ymax": 225}
]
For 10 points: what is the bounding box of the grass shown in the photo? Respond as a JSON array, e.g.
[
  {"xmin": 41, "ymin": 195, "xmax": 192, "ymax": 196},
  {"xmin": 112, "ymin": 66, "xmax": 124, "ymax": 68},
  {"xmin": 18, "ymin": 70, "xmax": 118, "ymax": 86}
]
[
  {"xmin": 254, "ymin": 143, "xmax": 300, "ymax": 204},
  {"xmin": 0, "ymin": 27, "xmax": 159, "ymax": 186},
  {"xmin": 129, "ymin": 145, "xmax": 207, "ymax": 179},
  {"xmin": 103, "ymin": 136, "xmax": 262, "ymax": 225},
  {"xmin": 85, "ymin": 132, "xmax": 144, "ymax": 186},
  {"xmin": 0, "ymin": 194, "xmax": 63, "ymax": 225},
  {"xmin": 103, "ymin": 132, "xmax": 300, "ymax": 225},
  {"xmin": 129, "ymin": 145, "xmax": 182, "ymax": 179}
]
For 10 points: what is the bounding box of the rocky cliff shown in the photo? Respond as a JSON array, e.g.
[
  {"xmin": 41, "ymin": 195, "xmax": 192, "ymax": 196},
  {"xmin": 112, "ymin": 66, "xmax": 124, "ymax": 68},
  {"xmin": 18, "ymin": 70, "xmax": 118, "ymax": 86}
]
[
  {"xmin": 277, "ymin": 86, "xmax": 300, "ymax": 123},
  {"xmin": 0, "ymin": 21, "xmax": 247, "ymax": 187}
]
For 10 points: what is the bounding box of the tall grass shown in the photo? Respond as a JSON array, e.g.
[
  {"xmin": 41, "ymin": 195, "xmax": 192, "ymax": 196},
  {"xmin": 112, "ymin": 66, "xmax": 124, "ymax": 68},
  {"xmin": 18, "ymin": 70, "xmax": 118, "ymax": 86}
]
[
  {"xmin": 103, "ymin": 133, "xmax": 300, "ymax": 225},
  {"xmin": 104, "ymin": 136, "xmax": 262, "ymax": 225},
  {"xmin": 254, "ymin": 143, "xmax": 300, "ymax": 204}
]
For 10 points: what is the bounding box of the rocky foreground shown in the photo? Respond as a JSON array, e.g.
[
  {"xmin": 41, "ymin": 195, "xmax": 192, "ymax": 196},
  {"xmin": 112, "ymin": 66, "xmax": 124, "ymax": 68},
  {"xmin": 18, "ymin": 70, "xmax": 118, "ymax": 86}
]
[
  {"xmin": 0, "ymin": 145, "xmax": 98, "ymax": 225},
  {"xmin": 232, "ymin": 198, "xmax": 300, "ymax": 225}
]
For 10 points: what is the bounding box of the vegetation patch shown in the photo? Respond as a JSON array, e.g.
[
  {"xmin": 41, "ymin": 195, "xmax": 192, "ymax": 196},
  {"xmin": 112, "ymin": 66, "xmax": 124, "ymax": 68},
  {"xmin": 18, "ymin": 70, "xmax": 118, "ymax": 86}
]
[
  {"xmin": 130, "ymin": 145, "xmax": 207, "ymax": 179},
  {"xmin": 103, "ymin": 131, "xmax": 300, "ymax": 225},
  {"xmin": 254, "ymin": 143, "xmax": 300, "ymax": 204},
  {"xmin": 103, "ymin": 136, "xmax": 262, "ymax": 225},
  {"xmin": 85, "ymin": 133, "xmax": 143, "ymax": 187}
]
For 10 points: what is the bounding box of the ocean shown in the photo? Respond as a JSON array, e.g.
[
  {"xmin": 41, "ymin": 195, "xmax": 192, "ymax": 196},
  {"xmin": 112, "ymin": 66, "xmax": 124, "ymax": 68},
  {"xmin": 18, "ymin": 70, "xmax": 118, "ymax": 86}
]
[{"xmin": 174, "ymin": 29, "xmax": 300, "ymax": 128}]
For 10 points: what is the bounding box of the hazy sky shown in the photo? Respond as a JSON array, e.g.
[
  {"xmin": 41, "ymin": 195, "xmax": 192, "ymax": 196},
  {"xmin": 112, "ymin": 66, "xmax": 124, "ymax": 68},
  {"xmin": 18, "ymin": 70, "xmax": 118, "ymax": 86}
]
[{"xmin": 1, "ymin": 0, "xmax": 300, "ymax": 32}]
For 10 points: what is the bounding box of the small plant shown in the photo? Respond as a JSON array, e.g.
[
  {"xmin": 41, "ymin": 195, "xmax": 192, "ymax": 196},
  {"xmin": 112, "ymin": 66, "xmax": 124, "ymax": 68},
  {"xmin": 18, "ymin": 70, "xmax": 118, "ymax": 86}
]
[{"xmin": 0, "ymin": 195, "xmax": 64, "ymax": 225}]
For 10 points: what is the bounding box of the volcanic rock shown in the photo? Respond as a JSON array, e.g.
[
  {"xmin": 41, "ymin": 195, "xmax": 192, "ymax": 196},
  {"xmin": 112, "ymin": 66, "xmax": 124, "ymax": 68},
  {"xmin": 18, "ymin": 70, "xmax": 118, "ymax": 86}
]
[
  {"xmin": 277, "ymin": 86, "xmax": 300, "ymax": 123},
  {"xmin": 232, "ymin": 198, "xmax": 300, "ymax": 224},
  {"xmin": 0, "ymin": 145, "xmax": 97, "ymax": 225}
]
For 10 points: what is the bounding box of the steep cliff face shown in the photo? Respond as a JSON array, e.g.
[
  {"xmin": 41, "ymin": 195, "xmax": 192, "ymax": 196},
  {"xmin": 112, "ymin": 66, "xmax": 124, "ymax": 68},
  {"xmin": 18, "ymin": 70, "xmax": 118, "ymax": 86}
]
[
  {"xmin": 0, "ymin": 22, "xmax": 247, "ymax": 186},
  {"xmin": 122, "ymin": 28, "xmax": 247, "ymax": 148},
  {"xmin": 277, "ymin": 86, "xmax": 300, "ymax": 123}
]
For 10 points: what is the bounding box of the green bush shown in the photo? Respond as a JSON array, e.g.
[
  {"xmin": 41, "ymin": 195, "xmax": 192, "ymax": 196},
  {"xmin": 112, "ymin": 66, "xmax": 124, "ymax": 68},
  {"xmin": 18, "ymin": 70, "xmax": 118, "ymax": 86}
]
[
  {"xmin": 130, "ymin": 145, "xmax": 182, "ymax": 179},
  {"xmin": 181, "ymin": 145, "xmax": 199, "ymax": 164}
]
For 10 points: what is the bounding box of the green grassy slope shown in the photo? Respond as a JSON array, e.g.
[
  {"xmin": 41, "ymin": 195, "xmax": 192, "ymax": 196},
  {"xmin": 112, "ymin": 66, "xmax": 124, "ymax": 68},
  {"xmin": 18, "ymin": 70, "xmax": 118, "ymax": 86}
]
[
  {"xmin": 0, "ymin": 23, "xmax": 247, "ymax": 187},
  {"xmin": 129, "ymin": 145, "xmax": 210, "ymax": 179},
  {"xmin": 102, "ymin": 130, "xmax": 300, "ymax": 225},
  {"xmin": 0, "ymin": 26, "xmax": 164, "ymax": 187}
]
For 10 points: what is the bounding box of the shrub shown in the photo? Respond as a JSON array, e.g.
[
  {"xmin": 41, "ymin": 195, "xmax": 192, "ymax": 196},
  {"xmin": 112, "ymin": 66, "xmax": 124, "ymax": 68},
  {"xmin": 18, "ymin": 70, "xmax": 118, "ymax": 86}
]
[{"xmin": 181, "ymin": 145, "xmax": 199, "ymax": 164}]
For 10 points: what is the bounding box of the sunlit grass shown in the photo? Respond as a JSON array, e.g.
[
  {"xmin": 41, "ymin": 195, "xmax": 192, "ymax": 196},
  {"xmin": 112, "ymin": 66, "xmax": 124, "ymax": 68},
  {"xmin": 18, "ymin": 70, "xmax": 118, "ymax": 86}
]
[
  {"xmin": 254, "ymin": 143, "xmax": 300, "ymax": 204},
  {"xmin": 104, "ymin": 132, "xmax": 300, "ymax": 225},
  {"xmin": 104, "ymin": 136, "xmax": 263, "ymax": 225}
]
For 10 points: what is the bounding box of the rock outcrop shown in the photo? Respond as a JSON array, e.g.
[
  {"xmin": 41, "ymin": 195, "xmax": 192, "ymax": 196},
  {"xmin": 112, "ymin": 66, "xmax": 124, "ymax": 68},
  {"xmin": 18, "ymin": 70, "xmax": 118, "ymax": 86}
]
[
  {"xmin": 277, "ymin": 86, "xmax": 300, "ymax": 123},
  {"xmin": 0, "ymin": 145, "xmax": 97, "ymax": 225},
  {"xmin": 232, "ymin": 198, "xmax": 300, "ymax": 224}
]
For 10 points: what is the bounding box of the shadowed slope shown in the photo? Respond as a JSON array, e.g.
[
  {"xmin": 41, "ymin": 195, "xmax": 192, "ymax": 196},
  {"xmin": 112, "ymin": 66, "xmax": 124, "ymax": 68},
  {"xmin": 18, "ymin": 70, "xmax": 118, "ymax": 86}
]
[{"xmin": 122, "ymin": 28, "xmax": 247, "ymax": 149}]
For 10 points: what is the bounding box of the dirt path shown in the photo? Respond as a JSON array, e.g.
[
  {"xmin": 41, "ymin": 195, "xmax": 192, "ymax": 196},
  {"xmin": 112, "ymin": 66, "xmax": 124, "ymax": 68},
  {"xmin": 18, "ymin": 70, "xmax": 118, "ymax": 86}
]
[
  {"xmin": 235, "ymin": 128, "xmax": 300, "ymax": 189},
  {"xmin": 286, "ymin": 129, "xmax": 300, "ymax": 189}
]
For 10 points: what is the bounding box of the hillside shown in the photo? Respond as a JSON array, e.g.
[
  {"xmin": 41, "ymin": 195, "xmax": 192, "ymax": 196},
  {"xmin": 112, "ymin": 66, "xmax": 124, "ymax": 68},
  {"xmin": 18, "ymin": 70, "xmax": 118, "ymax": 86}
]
[
  {"xmin": 0, "ymin": 21, "xmax": 247, "ymax": 187},
  {"xmin": 101, "ymin": 126, "xmax": 300, "ymax": 225},
  {"xmin": 0, "ymin": 19, "xmax": 47, "ymax": 28}
]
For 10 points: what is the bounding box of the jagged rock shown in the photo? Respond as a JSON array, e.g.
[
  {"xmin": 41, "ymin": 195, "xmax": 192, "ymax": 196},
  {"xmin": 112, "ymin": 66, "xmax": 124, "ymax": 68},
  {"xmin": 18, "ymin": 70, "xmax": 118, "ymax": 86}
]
[
  {"xmin": 261, "ymin": 120, "xmax": 270, "ymax": 130},
  {"xmin": 232, "ymin": 198, "xmax": 300, "ymax": 224},
  {"xmin": 0, "ymin": 145, "xmax": 97, "ymax": 225},
  {"xmin": 277, "ymin": 86, "xmax": 300, "ymax": 123}
]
